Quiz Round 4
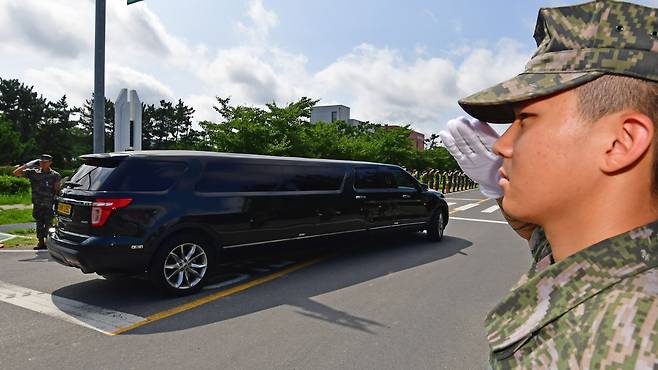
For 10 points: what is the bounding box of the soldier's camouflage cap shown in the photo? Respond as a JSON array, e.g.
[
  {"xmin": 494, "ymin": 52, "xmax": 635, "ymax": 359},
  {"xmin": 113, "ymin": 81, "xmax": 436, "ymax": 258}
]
[{"xmin": 458, "ymin": 0, "xmax": 658, "ymax": 123}]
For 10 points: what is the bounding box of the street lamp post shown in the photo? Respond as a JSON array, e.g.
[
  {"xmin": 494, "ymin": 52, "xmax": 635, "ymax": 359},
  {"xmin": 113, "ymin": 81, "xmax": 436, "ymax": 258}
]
[
  {"xmin": 93, "ymin": 0, "xmax": 106, "ymax": 154},
  {"xmin": 93, "ymin": 0, "xmax": 144, "ymax": 154}
]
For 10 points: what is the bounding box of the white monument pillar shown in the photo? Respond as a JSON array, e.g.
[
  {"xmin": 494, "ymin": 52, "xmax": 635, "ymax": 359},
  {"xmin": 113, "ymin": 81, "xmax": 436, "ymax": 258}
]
[
  {"xmin": 129, "ymin": 90, "xmax": 142, "ymax": 150},
  {"xmin": 114, "ymin": 89, "xmax": 142, "ymax": 151}
]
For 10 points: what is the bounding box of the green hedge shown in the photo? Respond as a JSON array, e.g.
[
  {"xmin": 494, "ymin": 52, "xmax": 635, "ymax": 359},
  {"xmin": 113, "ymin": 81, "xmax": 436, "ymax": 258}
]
[
  {"xmin": 0, "ymin": 166, "xmax": 16, "ymax": 176},
  {"xmin": 0, "ymin": 175, "xmax": 30, "ymax": 194},
  {"xmin": 60, "ymin": 168, "xmax": 77, "ymax": 178}
]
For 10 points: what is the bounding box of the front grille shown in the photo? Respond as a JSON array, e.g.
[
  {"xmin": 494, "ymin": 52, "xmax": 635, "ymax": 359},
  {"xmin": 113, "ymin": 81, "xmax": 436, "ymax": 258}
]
[{"xmin": 55, "ymin": 228, "xmax": 90, "ymax": 244}]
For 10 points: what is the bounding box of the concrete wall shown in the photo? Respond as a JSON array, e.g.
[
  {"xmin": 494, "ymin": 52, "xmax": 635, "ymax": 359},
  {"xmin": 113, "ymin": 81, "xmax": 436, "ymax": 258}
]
[{"xmin": 310, "ymin": 105, "xmax": 350, "ymax": 123}]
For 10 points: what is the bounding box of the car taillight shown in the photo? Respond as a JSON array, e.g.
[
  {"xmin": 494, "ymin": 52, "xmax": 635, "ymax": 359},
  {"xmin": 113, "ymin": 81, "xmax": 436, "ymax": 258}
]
[{"xmin": 91, "ymin": 198, "xmax": 132, "ymax": 227}]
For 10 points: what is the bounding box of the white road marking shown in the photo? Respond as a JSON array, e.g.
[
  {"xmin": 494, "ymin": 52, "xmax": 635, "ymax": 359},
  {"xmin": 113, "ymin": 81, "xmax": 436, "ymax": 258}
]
[
  {"xmin": 0, "ymin": 232, "xmax": 16, "ymax": 243},
  {"xmin": 453, "ymin": 202, "xmax": 480, "ymax": 211},
  {"xmin": 481, "ymin": 205, "xmax": 500, "ymax": 213},
  {"xmin": 443, "ymin": 198, "xmax": 485, "ymax": 201},
  {"xmin": 0, "ymin": 250, "xmax": 48, "ymax": 253},
  {"xmin": 204, "ymin": 273, "xmax": 250, "ymax": 290},
  {"xmin": 0, "ymin": 280, "xmax": 145, "ymax": 335},
  {"xmin": 450, "ymin": 217, "xmax": 508, "ymax": 224},
  {"xmin": 446, "ymin": 202, "xmax": 456, "ymax": 206}
]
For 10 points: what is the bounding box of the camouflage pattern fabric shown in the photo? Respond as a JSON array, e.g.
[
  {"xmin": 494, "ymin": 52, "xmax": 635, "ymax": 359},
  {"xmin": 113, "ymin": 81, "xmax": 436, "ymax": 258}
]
[
  {"xmin": 22, "ymin": 168, "xmax": 61, "ymax": 206},
  {"xmin": 459, "ymin": 0, "xmax": 658, "ymax": 123},
  {"xmin": 486, "ymin": 220, "xmax": 658, "ymax": 369},
  {"xmin": 32, "ymin": 205, "xmax": 53, "ymax": 240}
]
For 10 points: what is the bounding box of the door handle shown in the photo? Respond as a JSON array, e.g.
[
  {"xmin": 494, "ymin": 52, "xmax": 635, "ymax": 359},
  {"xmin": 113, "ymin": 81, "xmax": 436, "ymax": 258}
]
[
  {"xmin": 355, "ymin": 195, "xmax": 366, "ymax": 200},
  {"xmin": 402, "ymin": 194, "xmax": 412, "ymax": 199}
]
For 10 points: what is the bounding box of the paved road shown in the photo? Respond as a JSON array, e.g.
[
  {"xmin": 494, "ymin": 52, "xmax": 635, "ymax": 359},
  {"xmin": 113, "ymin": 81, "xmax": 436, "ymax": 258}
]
[{"xmin": 0, "ymin": 189, "xmax": 531, "ymax": 370}]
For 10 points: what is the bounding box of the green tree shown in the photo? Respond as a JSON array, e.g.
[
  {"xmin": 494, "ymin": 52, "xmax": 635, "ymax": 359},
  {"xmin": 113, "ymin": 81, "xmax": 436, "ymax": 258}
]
[
  {"xmin": 0, "ymin": 78, "xmax": 47, "ymax": 161},
  {"xmin": 141, "ymin": 99, "xmax": 202, "ymax": 150},
  {"xmin": 37, "ymin": 95, "xmax": 79, "ymax": 166},
  {"xmin": 0, "ymin": 114, "xmax": 28, "ymax": 165},
  {"xmin": 79, "ymin": 96, "xmax": 115, "ymax": 152}
]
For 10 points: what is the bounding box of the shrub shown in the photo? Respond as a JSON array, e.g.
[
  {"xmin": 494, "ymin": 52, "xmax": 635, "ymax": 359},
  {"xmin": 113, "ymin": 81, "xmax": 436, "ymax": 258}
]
[
  {"xmin": 0, "ymin": 175, "xmax": 30, "ymax": 194},
  {"xmin": 0, "ymin": 166, "xmax": 16, "ymax": 176},
  {"xmin": 59, "ymin": 168, "xmax": 77, "ymax": 178}
]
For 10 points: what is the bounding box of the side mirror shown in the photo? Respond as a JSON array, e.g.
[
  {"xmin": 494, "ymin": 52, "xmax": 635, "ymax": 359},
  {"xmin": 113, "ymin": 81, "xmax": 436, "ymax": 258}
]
[{"xmin": 420, "ymin": 183, "xmax": 428, "ymax": 192}]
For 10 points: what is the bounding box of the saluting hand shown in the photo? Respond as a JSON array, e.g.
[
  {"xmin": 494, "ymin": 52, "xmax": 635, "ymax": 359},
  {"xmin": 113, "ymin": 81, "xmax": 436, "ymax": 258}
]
[{"xmin": 439, "ymin": 116, "xmax": 503, "ymax": 199}]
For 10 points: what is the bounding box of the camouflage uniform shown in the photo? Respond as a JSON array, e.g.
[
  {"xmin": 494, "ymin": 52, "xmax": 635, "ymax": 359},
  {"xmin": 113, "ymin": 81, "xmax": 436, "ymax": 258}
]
[
  {"xmin": 22, "ymin": 168, "xmax": 61, "ymax": 241},
  {"xmin": 454, "ymin": 0, "xmax": 658, "ymax": 367},
  {"xmin": 459, "ymin": 0, "xmax": 658, "ymax": 123},
  {"xmin": 487, "ymin": 223, "xmax": 658, "ymax": 368}
]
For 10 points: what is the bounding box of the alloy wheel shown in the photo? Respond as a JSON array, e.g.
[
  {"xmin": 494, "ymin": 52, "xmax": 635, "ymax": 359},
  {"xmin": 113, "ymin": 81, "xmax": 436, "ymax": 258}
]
[{"xmin": 163, "ymin": 243, "xmax": 208, "ymax": 290}]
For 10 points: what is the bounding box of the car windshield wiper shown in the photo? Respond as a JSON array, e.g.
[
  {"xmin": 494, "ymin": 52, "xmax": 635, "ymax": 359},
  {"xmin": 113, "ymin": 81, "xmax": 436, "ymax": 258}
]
[{"xmin": 62, "ymin": 181, "xmax": 83, "ymax": 189}]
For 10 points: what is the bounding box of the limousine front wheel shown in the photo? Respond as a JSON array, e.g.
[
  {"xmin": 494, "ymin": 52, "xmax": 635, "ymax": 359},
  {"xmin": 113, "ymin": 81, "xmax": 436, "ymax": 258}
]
[
  {"xmin": 150, "ymin": 233, "xmax": 214, "ymax": 296},
  {"xmin": 427, "ymin": 211, "xmax": 445, "ymax": 242}
]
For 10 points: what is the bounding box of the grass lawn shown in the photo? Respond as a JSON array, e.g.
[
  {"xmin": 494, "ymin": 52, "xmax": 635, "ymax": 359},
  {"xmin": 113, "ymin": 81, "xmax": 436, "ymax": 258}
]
[
  {"xmin": 0, "ymin": 208, "xmax": 34, "ymax": 225},
  {"xmin": 11, "ymin": 228, "xmax": 36, "ymax": 235},
  {"xmin": 1, "ymin": 232, "xmax": 38, "ymax": 249},
  {"xmin": 0, "ymin": 192, "xmax": 31, "ymax": 205}
]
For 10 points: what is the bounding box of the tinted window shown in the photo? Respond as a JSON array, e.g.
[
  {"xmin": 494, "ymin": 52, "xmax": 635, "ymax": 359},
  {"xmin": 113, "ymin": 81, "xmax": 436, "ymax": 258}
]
[
  {"xmin": 354, "ymin": 168, "xmax": 380, "ymax": 189},
  {"xmin": 355, "ymin": 167, "xmax": 416, "ymax": 190},
  {"xmin": 282, "ymin": 166, "xmax": 345, "ymax": 191},
  {"xmin": 196, "ymin": 162, "xmax": 282, "ymax": 193},
  {"xmin": 110, "ymin": 160, "xmax": 188, "ymax": 191},
  {"xmin": 389, "ymin": 168, "xmax": 418, "ymax": 190},
  {"xmin": 69, "ymin": 164, "xmax": 117, "ymax": 191}
]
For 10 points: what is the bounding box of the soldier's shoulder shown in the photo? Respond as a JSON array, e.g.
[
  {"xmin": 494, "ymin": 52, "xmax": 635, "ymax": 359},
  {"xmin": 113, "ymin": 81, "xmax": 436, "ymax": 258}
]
[
  {"xmin": 575, "ymin": 269, "xmax": 658, "ymax": 366},
  {"xmin": 611, "ymin": 267, "xmax": 658, "ymax": 298}
]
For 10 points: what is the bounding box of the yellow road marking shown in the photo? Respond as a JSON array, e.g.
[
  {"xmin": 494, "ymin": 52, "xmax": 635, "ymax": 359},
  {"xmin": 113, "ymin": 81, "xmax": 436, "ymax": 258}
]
[
  {"xmin": 110, "ymin": 257, "xmax": 324, "ymax": 335},
  {"xmin": 449, "ymin": 198, "xmax": 489, "ymax": 215}
]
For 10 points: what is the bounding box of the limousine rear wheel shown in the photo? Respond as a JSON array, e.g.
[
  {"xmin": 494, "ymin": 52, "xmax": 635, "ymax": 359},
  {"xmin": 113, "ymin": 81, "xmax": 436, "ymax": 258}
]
[
  {"xmin": 149, "ymin": 233, "xmax": 214, "ymax": 296},
  {"xmin": 427, "ymin": 211, "xmax": 445, "ymax": 242}
]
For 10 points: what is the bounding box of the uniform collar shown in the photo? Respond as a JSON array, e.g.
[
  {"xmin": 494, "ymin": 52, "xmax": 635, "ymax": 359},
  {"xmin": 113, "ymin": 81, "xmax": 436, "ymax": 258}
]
[{"xmin": 486, "ymin": 219, "xmax": 658, "ymax": 351}]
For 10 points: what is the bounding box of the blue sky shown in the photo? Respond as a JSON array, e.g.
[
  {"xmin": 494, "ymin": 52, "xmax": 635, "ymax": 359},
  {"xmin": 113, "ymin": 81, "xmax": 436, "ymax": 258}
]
[{"xmin": 1, "ymin": 0, "xmax": 656, "ymax": 137}]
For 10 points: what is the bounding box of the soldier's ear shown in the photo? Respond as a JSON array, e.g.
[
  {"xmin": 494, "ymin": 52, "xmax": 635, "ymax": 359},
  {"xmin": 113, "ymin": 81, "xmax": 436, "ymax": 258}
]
[{"xmin": 598, "ymin": 111, "xmax": 654, "ymax": 173}]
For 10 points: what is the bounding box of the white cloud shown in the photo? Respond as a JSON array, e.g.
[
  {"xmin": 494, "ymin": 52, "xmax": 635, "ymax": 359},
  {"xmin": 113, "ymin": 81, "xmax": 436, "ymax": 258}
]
[
  {"xmin": 457, "ymin": 38, "xmax": 530, "ymax": 97},
  {"xmin": 236, "ymin": 0, "xmax": 278, "ymax": 45},
  {"xmin": 0, "ymin": 0, "xmax": 533, "ymax": 138},
  {"xmin": 185, "ymin": 94, "xmax": 219, "ymax": 126},
  {"xmin": 0, "ymin": 0, "xmax": 92, "ymax": 59},
  {"xmin": 22, "ymin": 64, "xmax": 174, "ymax": 106}
]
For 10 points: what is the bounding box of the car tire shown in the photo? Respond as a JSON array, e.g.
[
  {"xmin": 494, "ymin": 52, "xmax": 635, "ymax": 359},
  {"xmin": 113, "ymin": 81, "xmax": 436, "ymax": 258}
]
[
  {"xmin": 149, "ymin": 233, "xmax": 214, "ymax": 296},
  {"xmin": 427, "ymin": 210, "xmax": 445, "ymax": 242}
]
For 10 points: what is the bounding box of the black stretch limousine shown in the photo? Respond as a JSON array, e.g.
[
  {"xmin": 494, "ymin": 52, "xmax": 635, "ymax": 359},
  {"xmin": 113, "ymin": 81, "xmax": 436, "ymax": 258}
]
[{"xmin": 47, "ymin": 151, "xmax": 449, "ymax": 295}]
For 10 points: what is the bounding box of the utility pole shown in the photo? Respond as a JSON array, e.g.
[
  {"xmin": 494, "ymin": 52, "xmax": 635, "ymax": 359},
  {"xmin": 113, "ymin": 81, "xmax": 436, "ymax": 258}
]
[
  {"xmin": 93, "ymin": 0, "xmax": 143, "ymax": 154},
  {"xmin": 93, "ymin": 0, "xmax": 106, "ymax": 154}
]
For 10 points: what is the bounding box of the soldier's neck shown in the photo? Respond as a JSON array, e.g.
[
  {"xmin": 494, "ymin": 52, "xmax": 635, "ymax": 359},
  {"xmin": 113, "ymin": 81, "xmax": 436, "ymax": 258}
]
[{"xmin": 543, "ymin": 186, "xmax": 658, "ymax": 262}]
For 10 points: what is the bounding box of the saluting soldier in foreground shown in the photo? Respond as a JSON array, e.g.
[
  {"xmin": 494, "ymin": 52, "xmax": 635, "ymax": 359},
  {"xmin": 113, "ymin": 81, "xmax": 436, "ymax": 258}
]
[
  {"xmin": 441, "ymin": 0, "xmax": 658, "ymax": 368},
  {"xmin": 13, "ymin": 154, "xmax": 61, "ymax": 250}
]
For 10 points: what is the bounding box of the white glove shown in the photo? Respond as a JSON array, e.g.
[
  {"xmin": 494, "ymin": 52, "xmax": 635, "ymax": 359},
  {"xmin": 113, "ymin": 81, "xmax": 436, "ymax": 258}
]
[
  {"xmin": 439, "ymin": 116, "xmax": 503, "ymax": 199},
  {"xmin": 25, "ymin": 159, "xmax": 40, "ymax": 168}
]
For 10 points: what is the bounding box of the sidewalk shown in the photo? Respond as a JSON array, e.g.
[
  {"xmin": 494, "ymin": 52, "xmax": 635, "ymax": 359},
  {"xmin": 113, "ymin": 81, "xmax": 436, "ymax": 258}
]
[
  {"xmin": 0, "ymin": 204, "xmax": 32, "ymax": 210},
  {"xmin": 0, "ymin": 223, "xmax": 36, "ymax": 233}
]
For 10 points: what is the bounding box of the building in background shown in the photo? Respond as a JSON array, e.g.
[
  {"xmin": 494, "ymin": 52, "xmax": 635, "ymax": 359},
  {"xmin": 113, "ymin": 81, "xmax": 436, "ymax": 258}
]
[
  {"xmin": 310, "ymin": 104, "xmax": 425, "ymax": 150},
  {"xmin": 384, "ymin": 125, "xmax": 425, "ymax": 151},
  {"xmin": 310, "ymin": 105, "xmax": 350, "ymax": 124}
]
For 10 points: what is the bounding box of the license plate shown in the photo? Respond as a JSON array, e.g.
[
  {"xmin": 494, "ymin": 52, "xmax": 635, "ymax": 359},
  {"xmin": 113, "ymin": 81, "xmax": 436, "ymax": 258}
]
[{"xmin": 57, "ymin": 202, "xmax": 72, "ymax": 216}]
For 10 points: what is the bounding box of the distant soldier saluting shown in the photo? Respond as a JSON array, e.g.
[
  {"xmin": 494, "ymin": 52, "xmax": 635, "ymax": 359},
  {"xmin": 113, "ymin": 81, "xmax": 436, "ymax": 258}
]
[{"xmin": 13, "ymin": 154, "xmax": 61, "ymax": 250}]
